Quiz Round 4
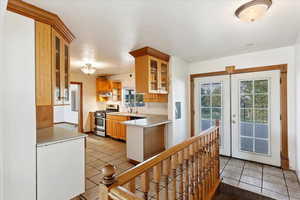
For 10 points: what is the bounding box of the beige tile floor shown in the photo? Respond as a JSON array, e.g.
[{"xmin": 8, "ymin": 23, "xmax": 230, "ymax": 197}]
[
  {"xmin": 79, "ymin": 134, "xmax": 300, "ymax": 200},
  {"xmin": 220, "ymin": 156, "xmax": 300, "ymax": 200}
]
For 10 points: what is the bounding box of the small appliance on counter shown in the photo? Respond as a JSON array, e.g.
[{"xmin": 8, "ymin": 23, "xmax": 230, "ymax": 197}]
[{"xmin": 94, "ymin": 104, "xmax": 119, "ymax": 137}]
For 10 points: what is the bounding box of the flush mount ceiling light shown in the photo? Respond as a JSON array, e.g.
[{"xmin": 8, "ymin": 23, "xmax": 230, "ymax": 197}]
[
  {"xmin": 81, "ymin": 63, "xmax": 96, "ymax": 75},
  {"xmin": 235, "ymin": 0, "xmax": 272, "ymax": 22}
]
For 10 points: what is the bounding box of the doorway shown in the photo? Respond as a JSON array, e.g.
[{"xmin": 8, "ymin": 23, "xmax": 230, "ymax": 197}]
[
  {"xmin": 69, "ymin": 82, "xmax": 83, "ymax": 133},
  {"xmin": 192, "ymin": 66, "xmax": 286, "ymax": 167}
]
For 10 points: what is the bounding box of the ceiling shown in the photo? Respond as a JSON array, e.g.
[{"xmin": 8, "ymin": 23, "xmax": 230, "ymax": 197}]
[{"xmin": 25, "ymin": 0, "xmax": 300, "ymax": 75}]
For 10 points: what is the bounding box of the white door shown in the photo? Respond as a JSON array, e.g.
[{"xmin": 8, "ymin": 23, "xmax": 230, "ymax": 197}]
[
  {"xmin": 231, "ymin": 71, "xmax": 281, "ymax": 166},
  {"xmin": 194, "ymin": 76, "xmax": 231, "ymax": 156}
]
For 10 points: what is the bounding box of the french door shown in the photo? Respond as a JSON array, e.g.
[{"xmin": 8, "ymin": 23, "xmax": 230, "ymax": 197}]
[
  {"xmin": 194, "ymin": 75, "xmax": 231, "ymax": 156},
  {"xmin": 194, "ymin": 70, "xmax": 281, "ymax": 166}
]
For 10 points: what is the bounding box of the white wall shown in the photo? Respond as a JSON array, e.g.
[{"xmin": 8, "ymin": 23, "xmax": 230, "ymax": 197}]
[
  {"xmin": 70, "ymin": 72, "xmax": 99, "ymax": 132},
  {"xmin": 167, "ymin": 56, "xmax": 189, "ymax": 147},
  {"xmin": 3, "ymin": 11, "xmax": 36, "ymax": 200},
  {"xmin": 189, "ymin": 46, "xmax": 297, "ymax": 170},
  {"xmin": 0, "ymin": 1, "xmax": 8, "ymax": 200},
  {"xmin": 295, "ymin": 34, "xmax": 300, "ymax": 178},
  {"xmin": 108, "ymin": 73, "xmax": 168, "ymax": 115}
]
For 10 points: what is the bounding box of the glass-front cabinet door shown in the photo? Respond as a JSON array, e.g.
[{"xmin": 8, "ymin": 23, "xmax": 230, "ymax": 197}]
[
  {"xmin": 52, "ymin": 30, "xmax": 70, "ymax": 105},
  {"xmin": 159, "ymin": 61, "xmax": 168, "ymax": 94},
  {"xmin": 149, "ymin": 57, "xmax": 159, "ymax": 93},
  {"xmin": 63, "ymin": 44, "xmax": 70, "ymax": 104},
  {"xmin": 53, "ymin": 31, "xmax": 63, "ymax": 105}
]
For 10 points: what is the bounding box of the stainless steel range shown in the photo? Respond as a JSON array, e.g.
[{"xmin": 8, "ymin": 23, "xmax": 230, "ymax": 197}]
[{"xmin": 94, "ymin": 104, "xmax": 119, "ymax": 137}]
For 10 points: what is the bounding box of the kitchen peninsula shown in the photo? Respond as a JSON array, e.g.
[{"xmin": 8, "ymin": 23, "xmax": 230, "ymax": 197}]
[{"xmin": 106, "ymin": 112, "xmax": 171, "ymax": 163}]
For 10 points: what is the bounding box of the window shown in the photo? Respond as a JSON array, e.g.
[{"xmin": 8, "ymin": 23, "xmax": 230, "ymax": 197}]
[{"xmin": 123, "ymin": 88, "xmax": 145, "ymax": 107}]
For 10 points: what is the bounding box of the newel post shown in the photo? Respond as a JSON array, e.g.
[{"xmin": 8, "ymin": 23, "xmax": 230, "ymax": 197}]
[{"xmin": 99, "ymin": 164, "xmax": 116, "ymax": 200}]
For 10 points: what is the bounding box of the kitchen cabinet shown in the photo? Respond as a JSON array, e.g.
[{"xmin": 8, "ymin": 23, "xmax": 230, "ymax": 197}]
[
  {"xmin": 129, "ymin": 47, "xmax": 170, "ymax": 102},
  {"xmin": 106, "ymin": 115, "xmax": 129, "ymax": 140},
  {"xmin": 96, "ymin": 77, "xmax": 122, "ymax": 102},
  {"xmin": 134, "ymin": 55, "xmax": 169, "ymax": 94},
  {"xmin": 52, "ymin": 30, "xmax": 70, "ymax": 105}
]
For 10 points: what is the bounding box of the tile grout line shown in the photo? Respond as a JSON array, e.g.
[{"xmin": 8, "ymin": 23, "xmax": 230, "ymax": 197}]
[
  {"xmin": 261, "ymin": 164, "xmax": 264, "ymax": 193},
  {"xmin": 238, "ymin": 161, "xmax": 246, "ymax": 185},
  {"xmin": 282, "ymin": 169, "xmax": 291, "ymax": 200}
]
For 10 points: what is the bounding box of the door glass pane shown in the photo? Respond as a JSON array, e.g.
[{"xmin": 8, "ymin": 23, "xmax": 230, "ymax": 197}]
[
  {"xmin": 255, "ymin": 139, "xmax": 268, "ymax": 154},
  {"xmin": 239, "ymin": 79, "xmax": 270, "ymax": 155},
  {"xmin": 241, "ymin": 137, "xmax": 253, "ymax": 152},
  {"xmin": 254, "ymin": 80, "xmax": 268, "ymax": 93},
  {"xmin": 201, "ymin": 108, "xmax": 211, "ymax": 119},
  {"xmin": 241, "ymin": 95, "xmax": 253, "ymax": 108},
  {"xmin": 201, "ymin": 96, "xmax": 210, "ymax": 107},
  {"xmin": 212, "ymin": 83, "xmax": 221, "ymax": 94},
  {"xmin": 201, "ymin": 84, "xmax": 210, "ymax": 95},
  {"xmin": 240, "ymin": 123, "xmax": 253, "ymax": 137},
  {"xmin": 240, "ymin": 81, "xmax": 253, "ymax": 94},
  {"xmin": 212, "ymin": 96, "xmax": 221, "ymax": 107}
]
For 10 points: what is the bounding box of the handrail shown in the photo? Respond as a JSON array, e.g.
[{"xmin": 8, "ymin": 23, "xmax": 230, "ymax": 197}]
[
  {"xmin": 113, "ymin": 126, "xmax": 216, "ymax": 187},
  {"xmin": 99, "ymin": 122, "xmax": 220, "ymax": 200}
]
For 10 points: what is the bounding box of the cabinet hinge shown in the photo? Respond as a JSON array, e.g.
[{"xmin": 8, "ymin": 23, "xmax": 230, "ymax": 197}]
[
  {"xmin": 280, "ymin": 78, "xmax": 282, "ymax": 84},
  {"xmin": 280, "ymin": 114, "xmax": 282, "ymax": 120}
]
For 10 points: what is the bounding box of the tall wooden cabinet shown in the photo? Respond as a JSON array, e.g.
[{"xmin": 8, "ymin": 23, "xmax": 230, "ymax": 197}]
[
  {"xmin": 130, "ymin": 47, "xmax": 170, "ymax": 102},
  {"xmin": 36, "ymin": 22, "xmax": 72, "ymax": 128}
]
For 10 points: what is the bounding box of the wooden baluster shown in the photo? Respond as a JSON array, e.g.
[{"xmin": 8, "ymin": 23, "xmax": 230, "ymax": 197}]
[
  {"xmin": 189, "ymin": 144, "xmax": 194, "ymax": 200},
  {"xmin": 153, "ymin": 163, "xmax": 162, "ymax": 200},
  {"xmin": 208, "ymin": 133, "xmax": 214, "ymax": 188},
  {"xmin": 171, "ymin": 154, "xmax": 178, "ymax": 200},
  {"xmin": 184, "ymin": 148, "xmax": 189, "ymax": 200},
  {"xmin": 129, "ymin": 179, "xmax": 136, "ymax": 193},
  {"xmin": 194, "ymin": 142, "xmax": 199, "ymax": 200},
  {"xmin": 206, "ymin": 134, "xmax": 211, "ymax": 193},
  {"xmin": 198, "ymin": 139, "xmax": 204, "ymax": 200},
  {"xmin": 178, "ymin": 151, "xmax": 184, "ymax": 200},
  {"xmin": 141, "ymin": 171, "xmax": 150, "ymax": 200},
  {"xmin": 216, "ymin": 120, "xmax": 220, "ymax": 179},
  {"xmin": 99, "ymin": 164, "xmax": 116, "ymax": 200},
  {"xmin": 203, "ymin": 136, "xmax": 209, "ymax": 199},
  {"xmin": 163, "ymin": 158, "xmax": 171, "ymax": 200}
]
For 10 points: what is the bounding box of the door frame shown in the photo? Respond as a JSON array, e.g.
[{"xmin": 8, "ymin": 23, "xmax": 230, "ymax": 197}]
[
  {"xmin": 190, "ymin": 64, "xmax": 288, "ymax": 169},
  {"xmin": 70, "ymin": 81, "xmax": 84, "ymax": 133}
]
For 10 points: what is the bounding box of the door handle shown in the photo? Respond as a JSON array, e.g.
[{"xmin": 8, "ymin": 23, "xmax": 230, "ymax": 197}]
[{"xmin": 232, "ymin": 120, "xmax": 236, "ymax": 124}]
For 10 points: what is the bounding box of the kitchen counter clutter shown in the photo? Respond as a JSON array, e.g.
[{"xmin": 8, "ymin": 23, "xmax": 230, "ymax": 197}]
[
  {"xmin": 37, "ymin": 126, "xmax": 87, "ymax": 147},
  {"xmin": 36, "ymin": 125, "xmax": 86, "ymax": 200}
]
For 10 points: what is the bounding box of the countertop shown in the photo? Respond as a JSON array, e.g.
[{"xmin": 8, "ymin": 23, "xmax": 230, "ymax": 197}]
[
  {"xmin": 37, "ymin": 126, "xmax": 87, "ymax": 147},
  {"xmin": 107, "ymin": 112, "xmax": 171, "ymax": 128}
]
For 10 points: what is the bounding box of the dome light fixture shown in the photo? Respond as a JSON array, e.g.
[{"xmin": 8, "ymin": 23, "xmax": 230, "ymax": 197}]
[
  {"xmin": 235, "ymin": 0, "xmax": 272, "ymax": 22},
  {"xmin": 81, "ymin": 63, "xmax": 96, "ymax": 75}
]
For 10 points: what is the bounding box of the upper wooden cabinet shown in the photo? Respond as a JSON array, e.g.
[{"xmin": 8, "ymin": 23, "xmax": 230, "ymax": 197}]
[
  {"xmin": 96, "ymin": 77, "xmax": 122, "ymax": 102},
  {"xmin": 130, "ymin": 47, "xmax": 170, "ymax": 96},
  {"xmin": 52, "ymin": 30, "xmax": 70, "ymax": 105}
]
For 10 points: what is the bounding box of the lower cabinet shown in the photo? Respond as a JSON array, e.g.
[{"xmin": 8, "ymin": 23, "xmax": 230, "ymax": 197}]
[
  {"xmin": 37, "ymin": 138, "xmax": 85, "ymax": 200},
  {"xmin": 106, "ymin": 115, "xmax": 129, "ymax": 140}
]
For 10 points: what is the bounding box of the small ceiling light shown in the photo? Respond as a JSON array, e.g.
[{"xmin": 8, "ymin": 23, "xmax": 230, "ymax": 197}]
[
  {"xmin": 81, "ymin": 63, "xmax": 96, "ymax": 75},
  {"xmin": 235, "ymin": 0, "xmax": 272, "ymax": 22}
]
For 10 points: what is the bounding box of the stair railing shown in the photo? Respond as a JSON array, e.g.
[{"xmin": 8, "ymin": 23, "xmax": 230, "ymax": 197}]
[{"xmin": 99, "ymin": 121, "xmax": 220, "ymax": 200}]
